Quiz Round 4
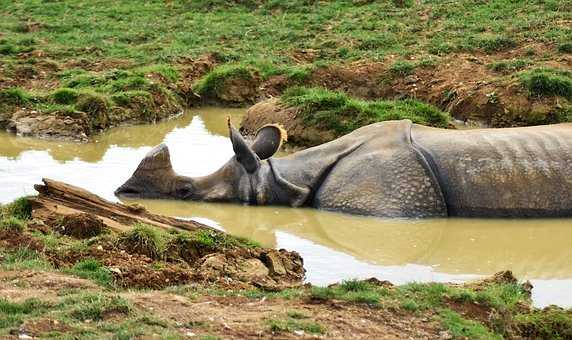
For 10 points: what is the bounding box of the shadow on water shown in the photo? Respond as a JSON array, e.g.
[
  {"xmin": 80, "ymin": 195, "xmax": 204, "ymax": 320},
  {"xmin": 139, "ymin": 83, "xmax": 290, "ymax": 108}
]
[{"xmin": 1, "ymin": 107, "xmax": 571, "ymax": 308}]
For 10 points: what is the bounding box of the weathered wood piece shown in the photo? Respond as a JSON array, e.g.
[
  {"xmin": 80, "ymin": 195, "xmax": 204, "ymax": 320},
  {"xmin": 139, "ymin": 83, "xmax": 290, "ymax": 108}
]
[{"xmin": 30, "ymin": 178, "xmax": 207, "ymax": 233}]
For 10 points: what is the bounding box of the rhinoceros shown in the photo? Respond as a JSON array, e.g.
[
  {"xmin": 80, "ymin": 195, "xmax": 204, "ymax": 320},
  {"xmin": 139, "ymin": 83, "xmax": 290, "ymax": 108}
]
[{"xmin": 116, "ymin": 119, "xmax": 572, "ymax": 218}]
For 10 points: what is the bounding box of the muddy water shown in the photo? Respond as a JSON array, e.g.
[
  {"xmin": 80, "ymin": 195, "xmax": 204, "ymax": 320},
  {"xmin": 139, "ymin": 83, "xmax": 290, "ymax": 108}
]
[{"xmin": 1, "ymin": 108, "xmax": 571, "ymax": 308}]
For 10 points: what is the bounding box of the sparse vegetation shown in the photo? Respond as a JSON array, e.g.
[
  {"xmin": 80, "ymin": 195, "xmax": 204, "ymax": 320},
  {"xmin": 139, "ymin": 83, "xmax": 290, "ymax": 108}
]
[
  {"xmin": 0, "ymin": 217, "xmax": 25, "ymax": 232},
  {"xmin": 267, "ymin": 316, "xmax": 325, "ymax": 335},
  {"xmin": 282, "ymin": 86, "xmax": 450, "ymax": 135},
  {"xmin": 520, "ymin": 68, "xmax": 572, "ymax": 100},
  {"xmin": 1, "ymin": 197, "xmax": 32, "ymax": 220},
  {"xmin": 64, "ymin": 293, "xmax": 131, "ymax": 321},
  {"xmin": 117, "ymin": 223, "xmax": 164, "ymax": 259},
  {"xmin": 67, "ymin": 259, "xmax": 114, "ymax": 287}
]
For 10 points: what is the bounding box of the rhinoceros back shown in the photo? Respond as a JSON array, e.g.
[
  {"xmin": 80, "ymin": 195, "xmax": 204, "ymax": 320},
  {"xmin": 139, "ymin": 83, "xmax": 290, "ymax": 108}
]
[
  {"xmin": 413, "ymin": 124, "xmax": 572, "ymax": 217},
  {"xmin": 313, "ymin": 120, "xmax": 447, "ymax": 217}
]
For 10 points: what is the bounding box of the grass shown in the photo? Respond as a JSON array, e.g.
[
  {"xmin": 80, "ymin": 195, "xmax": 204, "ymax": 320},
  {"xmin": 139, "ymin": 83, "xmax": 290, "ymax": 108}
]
[
  {"xmin": 267, "ymin": 317, "xmax": 325, "ymax": 335},
  {"xmin": 0, "ymin": 0, "xmax": 567, "ymax": 66},
  {"xmin": 0, "ymin": 298, "xmax": 51, "ymax": 329},
  {"xmin": 117, "ymin": 223, "xmax": 164, "ymax": 259},
  {"xmin": 66, "ymin": 259, "xmax": 114, "ymax": 287},
  {"xmin": 192, "ymin": 64, "xmax": 255, "ymax": 99},
  {"xmin": 520, "ymin": 68, "xmax": 572, "ymax": 100},
  {"xmin": 0, "ymin": 247, "xmax": 53, "ymax": 271},
  {"xmin": 310, "ymin": 279, "xmax": 385, "ymax": 305},
  {"xmin": 439, "ymin": 308, "xmax": 501, "ymax": 339},
  {"xmin": 0, "ymin": 217, "xmax": 25, "ymax": 232},
  {"xmin": 1, "ymin": 197, "xmax": 33, "ymax": 220},
  {"xmin": 61, "ymin": 293, "xmax": 131, "ymax": 321},
  {"xmin": 513, "ymin": 307, "xmax": 572, "ymax": 339},
  {"xmin": 281, "ymin": 86, "xmax": 450, "ymax": 135},
  {"xmin": 488, "ymin": 59, "xmax": 531, "ymax": 74},
  {"xmin": 0, "ymin": 0, "xmax": 568, "ymax": 124}
]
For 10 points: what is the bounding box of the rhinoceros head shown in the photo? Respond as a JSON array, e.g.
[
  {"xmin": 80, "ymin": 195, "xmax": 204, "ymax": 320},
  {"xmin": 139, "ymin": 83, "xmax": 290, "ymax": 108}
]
[{"xmin": 115, "ymin": 118, "xmax": 286, "ymax": 202}]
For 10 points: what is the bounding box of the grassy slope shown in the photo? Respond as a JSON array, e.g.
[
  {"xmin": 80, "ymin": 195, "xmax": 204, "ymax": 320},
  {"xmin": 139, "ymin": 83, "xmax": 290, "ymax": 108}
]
[
  {"xmin": 1, "ymin": 0, "xmax": 569, "ymax": 65},
  {"xmin": 1, "ymin": 1, "xmax": 570, "ymax": 126}
]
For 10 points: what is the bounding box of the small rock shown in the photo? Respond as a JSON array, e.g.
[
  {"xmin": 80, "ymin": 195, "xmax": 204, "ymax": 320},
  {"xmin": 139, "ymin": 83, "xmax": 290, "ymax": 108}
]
[
  {"xmin": 18, "ymin": 334, "xmax": 32, "ymax": 340},
  {"xmin": 294, "ymin": 330, "xmax": 305, "ymax": 336},
  {"xmin": 185, "ymin": 332, "xmax": 196, "ymax": 337},
  {"xmin": 109, "ymin": 267, "xmax": 122, "ymax": 275},
  {"xmin": 96, "ymin": 245, "xmax": 104, "ymax": 251},
  {"xmin": 438, "ymin": 330, "xmax": 453, "ymax": 339}
]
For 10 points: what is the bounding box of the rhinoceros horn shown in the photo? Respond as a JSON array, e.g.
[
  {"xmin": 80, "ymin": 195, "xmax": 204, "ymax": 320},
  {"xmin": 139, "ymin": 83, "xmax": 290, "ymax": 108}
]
[{"xmin": 227, "ymin": 117, "xmax": 286, "ymax": 172}]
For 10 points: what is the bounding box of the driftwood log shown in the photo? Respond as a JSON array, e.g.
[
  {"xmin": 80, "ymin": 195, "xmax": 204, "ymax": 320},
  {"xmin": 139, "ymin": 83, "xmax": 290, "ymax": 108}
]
[{"xmin": 30, "ymin": 178, "xmax": 208, "ymax": 233}]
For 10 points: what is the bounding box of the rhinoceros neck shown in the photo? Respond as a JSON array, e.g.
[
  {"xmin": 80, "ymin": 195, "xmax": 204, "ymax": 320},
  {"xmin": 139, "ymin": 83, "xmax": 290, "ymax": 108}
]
[{"xmin": 261, "ymin": 139, "xmax": 364, "ymax": 207}]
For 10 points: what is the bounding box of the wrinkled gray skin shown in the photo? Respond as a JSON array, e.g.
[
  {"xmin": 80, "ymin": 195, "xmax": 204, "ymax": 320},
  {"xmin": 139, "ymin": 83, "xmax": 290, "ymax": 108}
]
[{"xmin": 116, "ymin": 120, "xmax": 572, "ymax": 218}]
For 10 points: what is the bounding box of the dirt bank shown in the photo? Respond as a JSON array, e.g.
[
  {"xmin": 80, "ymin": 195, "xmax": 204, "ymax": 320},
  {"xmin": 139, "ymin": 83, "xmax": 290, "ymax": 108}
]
[{"xmin": 240, "ymin": 51, "xmax": 571, "ymax": 147}]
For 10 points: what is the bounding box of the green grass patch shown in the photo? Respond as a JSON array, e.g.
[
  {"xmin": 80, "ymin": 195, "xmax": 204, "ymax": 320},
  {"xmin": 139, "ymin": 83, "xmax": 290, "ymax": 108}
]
[
  {"xmin": 389, "ymin": 60, "xmax": 416, "ymax": 76},
  {"xmin": 118, "ymin": 223, "xmax": 164, "ymax": 259},
  {"xmin": 0, "ymin": 247, "xmax": 52, "ymax": 271},
  {"xmin": 50, "ymin": 87, "xmax": 80, "ymax": 105},
  {"xmin": 0, "ymin": 298, "xmax": 51, "ymax": 329},
  {"xmin": 520, "ymin": 68, "xmax": 572, "ymax": 100},
  {"xmin": 281, "ymin": 86, "xmax": 450, "ymax": 135},
  {"xmin": 0, "ymin": 216, "xmax": 25, "ymax": 232},
  {"xmin": 488, "ymin": 59, "xmax": 531, "ymax": 74},
  {"xmin": 558, "ymin": 43, "xmax": 572, "ymax": 54},
  {"xmin": 192, "ymin": 64, "xmax": 255, "ymax": 97},
  {"xmin": 513, "ymin": 307, "xmax": 572, "ymax": 339},
  {"xmin": 66, "ymin": 259, "xmax": 114, "ymax": 287},
  {"xmin": 267, "ymin": 317, "xmax": 325, "ymax": 335},
  {"xmin": 439, "ymin": 308, "xmax": 501, "ymax": 339},
  {"xmin": 0, "ymin": 88, "xmax": 33, "ymax": 106},
  {"xmin": 310, "ymin": 279, "xmax": 383, "ymax": 305},
  {"xmin": 62, "ymin": 294, "xmax": 131, "ymax": 321},
  {"xmin": 3, "ymin": 197, "xmax": 33, "ymax": 220}
]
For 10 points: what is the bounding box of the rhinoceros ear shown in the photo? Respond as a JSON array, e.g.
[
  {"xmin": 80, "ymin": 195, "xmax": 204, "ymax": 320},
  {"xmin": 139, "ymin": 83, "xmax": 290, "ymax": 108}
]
[
  {"xmin": 228, "ymin": 117, "xmax": 259, "ymax": 173},
  {"xmin": 251, "ymin": 124, "xmax": 287, "ymax": 160}
]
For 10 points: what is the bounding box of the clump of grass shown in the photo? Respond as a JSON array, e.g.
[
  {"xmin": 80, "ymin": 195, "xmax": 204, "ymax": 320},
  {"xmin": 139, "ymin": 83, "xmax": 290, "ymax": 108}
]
[
  {"xmin": 474, "ymin": 282, "xmax": 528, "ymax": 311},
  {"xmin": 0, "ymin": 298, "xmax": 51, "ymax": 329},
  {"xmin": 558, "ymin": 43, "xmax": 572, "ymax": 54},
  {"xmin": 396, "ymin": 282, "xmax": 449, "ymax": 310},
  {"xmin": 192, "ymin": 229, "xmax": 261, "ymax": 249},
  {"xmin": 192, "ymin": 64, "xmax": 255, "ymax": 97},
  {"xmin": 136, "ymin": 64, "xmax": 179, "ymax": 82},
  {"xmin": 0, "ymin": 247, "xmax": 53, "ymax": 271},
  {"xmin": 267, "ymin": 317, "xmax": 325, "ymax": 335},
  {"xmin": 1, "ymin": 197, "xmax": 32, "ymax": 220},
  {"xmin": 0, "ymin": 87, "xmax": 33, "ymax": 106},
  {"xmin": 439, "ymin": 308, "xmax": 501, "ymax": 339},
  {"xmin": 488, "ymin": 59, "xmax": 530, "ymax": 74},
  {"xmin": 310, "ymin": 279, "xmax": 382, "ymax": 305},
  {"xmin": 520, "ymin": 68, "xmax": 572, "ymax": 100},
  {"xmin": 287, "ymin": 310, "xmax": 309, "ymax": 319},
  {"xmin": 513, "ymin": 307, "xmax": 572, "ymax": 339},
  {"xmin": 63, "ymin": 294, "xmax": 131, "ymax": 321},
  {"xmin": 51, "ymin": 87, "xmax": 80, "ymax": 104},
  {"xmin": 75, "ymin": 92, "xmax": 110, "ymax": 129},
  {"xmin": 477, "ymin": 36, "xmax": 517, "ymax": 53},
  {"xmin": 389, "ymin": 60, "xmax": 416, "ymax": 76},
  {"xmin": 0, "ymin": 217, "xmax": 25, "ymax": 232},
  {"xmin": 117, "ymin": 223, "xmax": 164, "ymax": 259},
  {"xmin": 67, "ymin": 259, "xmax": 114, "ymax": 287},
  {"xmin": 281, "ymin": 87, "xmax": 450, "ymax": 135}
]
